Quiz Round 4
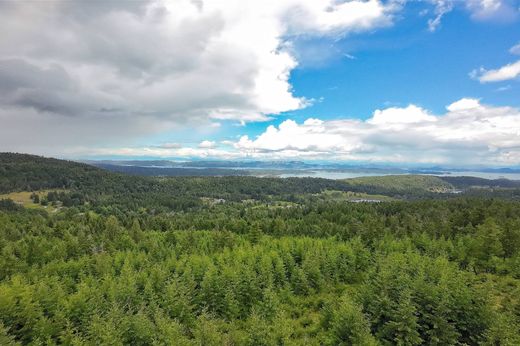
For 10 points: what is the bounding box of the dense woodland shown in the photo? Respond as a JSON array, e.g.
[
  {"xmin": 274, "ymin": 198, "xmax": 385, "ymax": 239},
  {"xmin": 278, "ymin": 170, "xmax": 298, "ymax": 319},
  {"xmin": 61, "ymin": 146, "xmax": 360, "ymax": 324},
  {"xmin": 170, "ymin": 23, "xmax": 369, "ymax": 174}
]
[{"xmin": 0, "ymin": 153, "xmax": 520, "ymax": 345}]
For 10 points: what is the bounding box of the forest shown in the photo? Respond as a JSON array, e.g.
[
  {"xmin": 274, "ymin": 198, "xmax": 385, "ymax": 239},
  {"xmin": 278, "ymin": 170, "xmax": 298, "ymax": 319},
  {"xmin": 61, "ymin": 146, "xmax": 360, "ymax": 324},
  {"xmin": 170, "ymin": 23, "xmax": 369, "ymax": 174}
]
[{"xmin": 0, "ymin": 153, "xmax": 519, "ymax": 345}]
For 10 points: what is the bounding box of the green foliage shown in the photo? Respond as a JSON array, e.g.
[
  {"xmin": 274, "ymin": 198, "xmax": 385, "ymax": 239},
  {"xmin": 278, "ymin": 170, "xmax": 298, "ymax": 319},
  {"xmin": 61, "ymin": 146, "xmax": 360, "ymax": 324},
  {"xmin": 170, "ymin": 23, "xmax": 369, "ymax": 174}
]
[
  {"xmin": 324, "ymin": 296, "xmax": 378, "ymax": 346},
  {"xmin": 1, "ymin": 153, "xmax": 520, "ymax": 344},
  {"xmin": 0, "ymin": 322, "xmax": 20, "ymax": 346},
  {"xmin": 362, "ymin": 253, "xmax": 493, "ymax": 345},
  {"xmin": 344, "ymin": 174, "xmax": 454, "ymax": 194},
  {"xmin": 470, "ymin": 218, "xmax": 505, "ymax": 272},
  {"xmin": 0, "ymin": 199, "xmax": 22, "ymax": 211}
]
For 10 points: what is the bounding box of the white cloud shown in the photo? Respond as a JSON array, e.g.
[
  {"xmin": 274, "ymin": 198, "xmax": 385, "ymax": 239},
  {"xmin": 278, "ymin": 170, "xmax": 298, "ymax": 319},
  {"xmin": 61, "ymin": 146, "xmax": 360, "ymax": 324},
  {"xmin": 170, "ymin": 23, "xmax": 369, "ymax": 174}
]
[
  {"xmin": 284, "ymin": 0, "xmax": 393, "ymax": 35},
  {"xmin": 467, "ymin": 0, "xmax": 501, "ymax": 16},
  {"xmin": 428, "ymin": 0, "xmax": 454, "ymax": 32},
  {"xmin": 445, "ymin": 98, "xmax": 481, "ymax": 111},
  {"xmin": 0, "ymin": 0, "xmax": 399, "ymax": 154},
  {"xmin": 72, "ymin": 98, "xmax": 520, "ymax": 165},
  {"xmin": 472, "ymin": 60, "xmax": 520, "ymax": 83},
  {"xmin": 466, "ymin": 0, "xmax": 518, "ymax": 22},
  {"xmin": 234, "ymin": 118, "xmax": 359, "ymax": 154},
  {"xmin": 427, "ymin": 0, "xmax": 517, "ymax": 32},
  {"xmin": 510, "ymin": 42, "xmax": 520, "ymax": 55},
  {"xmin": 368, "ymin": 104, "xmax": 436, "ymax": 125},
  {"xmin": 198, "ymin": 140, "xmax": 217, "ymax": 149},
  {"xmin": 229, "ymin": 98, "xmax": 520, "ymax": 165},
  {"xmin": 2, "ymin": 0, "xmax": 518, "ymax": 160}
]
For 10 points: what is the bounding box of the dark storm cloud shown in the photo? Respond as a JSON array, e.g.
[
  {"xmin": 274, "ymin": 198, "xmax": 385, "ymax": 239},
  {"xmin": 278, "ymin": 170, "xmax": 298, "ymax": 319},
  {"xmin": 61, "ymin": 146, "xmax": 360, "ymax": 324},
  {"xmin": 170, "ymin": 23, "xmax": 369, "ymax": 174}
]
[
  {"xmin": 0, "ymin": 0, "xmax": 249, "ymax": 121},
  {"xmin": 0, "ymin": 0, "xmax": 264, "ymax": 153},
  {"xmin": 0, "ymin": 59, "xmax": 92, "ymax": 115}
]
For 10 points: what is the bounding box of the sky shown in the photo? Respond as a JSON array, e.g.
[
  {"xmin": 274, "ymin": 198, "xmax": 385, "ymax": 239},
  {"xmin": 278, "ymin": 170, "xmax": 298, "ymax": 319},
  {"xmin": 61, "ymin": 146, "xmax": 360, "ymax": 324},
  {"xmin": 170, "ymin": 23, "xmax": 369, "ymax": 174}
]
[{"xmin": 0, "ymin": 0, "xmax": 520, "ymax": 166}]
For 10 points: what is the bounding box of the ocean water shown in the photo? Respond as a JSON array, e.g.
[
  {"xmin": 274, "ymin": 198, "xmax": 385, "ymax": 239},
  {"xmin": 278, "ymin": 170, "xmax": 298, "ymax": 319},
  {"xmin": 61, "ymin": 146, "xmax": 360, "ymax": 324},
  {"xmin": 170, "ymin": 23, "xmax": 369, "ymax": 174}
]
[{"xmin": 272, "ymin": 170, "xmax": 520, "ymax": 180}]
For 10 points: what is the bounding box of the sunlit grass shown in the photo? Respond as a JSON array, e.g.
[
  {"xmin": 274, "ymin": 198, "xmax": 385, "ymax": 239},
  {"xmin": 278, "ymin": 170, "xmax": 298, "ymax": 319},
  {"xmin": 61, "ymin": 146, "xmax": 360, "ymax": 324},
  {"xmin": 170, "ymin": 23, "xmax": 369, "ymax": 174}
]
[{"xmin": 0, "ymin": 189, "xmax": 67, "ymax": 210}]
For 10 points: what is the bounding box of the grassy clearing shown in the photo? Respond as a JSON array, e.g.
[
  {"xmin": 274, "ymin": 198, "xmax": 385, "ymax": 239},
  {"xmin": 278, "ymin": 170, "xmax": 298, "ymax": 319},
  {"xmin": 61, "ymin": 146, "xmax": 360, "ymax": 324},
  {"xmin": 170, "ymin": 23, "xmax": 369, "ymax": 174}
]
[{"xmin": 0, "ymin": 189, "xmax": 67, "ymax": 210}]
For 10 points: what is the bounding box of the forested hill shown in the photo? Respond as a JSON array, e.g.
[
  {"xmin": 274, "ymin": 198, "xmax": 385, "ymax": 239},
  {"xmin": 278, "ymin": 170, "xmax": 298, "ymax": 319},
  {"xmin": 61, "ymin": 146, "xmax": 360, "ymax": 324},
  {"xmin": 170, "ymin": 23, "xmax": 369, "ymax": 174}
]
[
  {"xmin": 343, "ymin": 175, "xmax": 454, "ymax": 193},
  {"xmin": 0, "ymin": 152, "xmax": 345, "ymax": 193},
  {"xmin": 0, "ymin": 152, "xmax": 109, "ymax": 193},
  {"xmin": 1, "ymin": 153, "xmax": 367, "ymax": 212},
  {"xmin": 440, "ymin": 175, "xmax": 520, "ymax": 189}
]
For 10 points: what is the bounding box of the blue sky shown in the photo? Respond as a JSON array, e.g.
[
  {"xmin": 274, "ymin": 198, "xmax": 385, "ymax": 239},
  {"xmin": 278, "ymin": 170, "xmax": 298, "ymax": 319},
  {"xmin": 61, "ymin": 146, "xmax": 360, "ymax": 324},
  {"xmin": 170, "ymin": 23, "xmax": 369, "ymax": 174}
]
[
  {"xmin": 1, "ymin": 0, "xmax": 520, "ymax": 166},
  {"xmin": 238, "ymin": 2, "xmax": 520, "ymax": 140}
]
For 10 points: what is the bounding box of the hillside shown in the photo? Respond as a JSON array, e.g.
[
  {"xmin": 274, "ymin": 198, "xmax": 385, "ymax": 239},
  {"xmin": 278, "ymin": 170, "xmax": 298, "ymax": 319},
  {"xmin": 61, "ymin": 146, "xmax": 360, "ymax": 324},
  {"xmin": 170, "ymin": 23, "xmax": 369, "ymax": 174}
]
[
  {"xmin": 0, "ymin": 152, "xmax": 106, "ymax": 193},
  {"xmin": 343, "ymin": 174, "xmax": 455, "ymax": 193},
  {"xmin": 440, "ymin": 175, "xmax": 520, "ymax": 189}
]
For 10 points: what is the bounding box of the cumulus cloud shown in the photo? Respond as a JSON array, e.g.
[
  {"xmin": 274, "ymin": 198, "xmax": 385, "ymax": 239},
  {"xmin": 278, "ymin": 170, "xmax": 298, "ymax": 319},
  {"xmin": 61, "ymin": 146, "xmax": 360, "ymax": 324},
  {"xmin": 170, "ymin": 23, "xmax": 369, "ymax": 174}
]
[
  {"xmin": 90, "ymin": 99, "xmax": 520, "ymax": 165},
  {"xmin": 368, "ymin": 105, "xmax": 436, "ymax": 124},
  {"xmin": 472, "ymin": 60, "xmax": 520, "ymax": 83},
  {"xmin": 471, "ymin": 41, "xmax": 520, "ymax": 83},
  {"xmin": 0, "ymin": 0, "xmax": 399, "ymax": 154},
  {"xmin": 445, "ymin": 98, "xmax": 482, "ymax": 111},
  {"xmin": 230, "ymin": 98, "xmax": 520, "ymax": 165},
  {"xmin": 1, "ymin": 0, "xmax": 518, "ymax": 160}
]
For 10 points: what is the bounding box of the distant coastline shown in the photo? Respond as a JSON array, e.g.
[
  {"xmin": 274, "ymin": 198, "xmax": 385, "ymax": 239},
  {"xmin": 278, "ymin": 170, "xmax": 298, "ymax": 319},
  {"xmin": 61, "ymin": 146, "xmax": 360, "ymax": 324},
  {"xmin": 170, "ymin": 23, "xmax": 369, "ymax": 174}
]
[{"xmin": 84, "ymin": 160, "xmax": 520, "ymax": 181}]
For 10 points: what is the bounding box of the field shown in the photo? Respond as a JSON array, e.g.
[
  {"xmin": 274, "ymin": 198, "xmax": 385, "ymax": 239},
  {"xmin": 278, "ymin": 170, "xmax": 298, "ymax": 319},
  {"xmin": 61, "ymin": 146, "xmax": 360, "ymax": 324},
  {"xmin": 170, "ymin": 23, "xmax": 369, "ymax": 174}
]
[{"xmin": 0, "ymin": 189, "xmax": 66, "ymax": 210}]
